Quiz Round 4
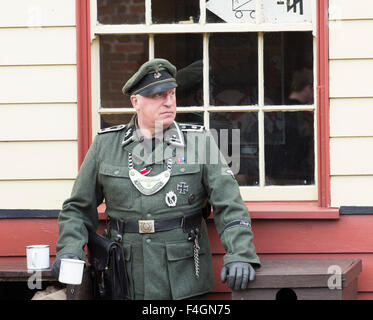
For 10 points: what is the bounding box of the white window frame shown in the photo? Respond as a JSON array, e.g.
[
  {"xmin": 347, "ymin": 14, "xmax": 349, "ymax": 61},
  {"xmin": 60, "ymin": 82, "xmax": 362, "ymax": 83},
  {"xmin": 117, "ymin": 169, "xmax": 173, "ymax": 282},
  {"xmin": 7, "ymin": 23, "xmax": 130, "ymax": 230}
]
[{"xmin": 90, "ymin": 0, "xmax": 318, "ymax": 201}]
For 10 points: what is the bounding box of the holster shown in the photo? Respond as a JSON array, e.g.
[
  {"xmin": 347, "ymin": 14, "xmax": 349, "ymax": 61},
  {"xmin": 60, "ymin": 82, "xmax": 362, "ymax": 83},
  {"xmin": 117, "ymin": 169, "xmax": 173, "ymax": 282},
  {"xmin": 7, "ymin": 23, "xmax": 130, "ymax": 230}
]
[{"xmin": 87, "ymin": 231, "xmax": 130, "ymax": 300}]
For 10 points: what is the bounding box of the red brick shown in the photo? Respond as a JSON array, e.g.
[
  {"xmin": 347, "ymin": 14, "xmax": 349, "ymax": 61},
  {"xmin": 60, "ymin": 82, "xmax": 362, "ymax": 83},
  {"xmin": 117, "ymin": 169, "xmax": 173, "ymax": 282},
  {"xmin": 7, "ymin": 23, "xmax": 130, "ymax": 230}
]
[{"xmin": 129, "ymin": 4, "xmax": 145, "ymax": 14}]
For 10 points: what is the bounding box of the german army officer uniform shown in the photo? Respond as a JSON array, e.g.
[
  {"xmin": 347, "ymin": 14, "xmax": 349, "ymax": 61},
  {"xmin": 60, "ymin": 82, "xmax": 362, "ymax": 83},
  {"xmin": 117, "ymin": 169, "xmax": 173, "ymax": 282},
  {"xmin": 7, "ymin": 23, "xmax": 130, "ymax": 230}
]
[{"xmin": 54, "ymin": 58, "xmax": 261, "ymax": 300}]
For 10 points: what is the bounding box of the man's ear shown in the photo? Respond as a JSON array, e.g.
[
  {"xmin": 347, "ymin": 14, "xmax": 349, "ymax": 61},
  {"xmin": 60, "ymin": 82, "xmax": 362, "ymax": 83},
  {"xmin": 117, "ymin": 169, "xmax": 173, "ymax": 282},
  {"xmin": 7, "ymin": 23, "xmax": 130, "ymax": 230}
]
[{"xmin": 130, "ymin": 95, "xmax": 140, "ymax": 111}]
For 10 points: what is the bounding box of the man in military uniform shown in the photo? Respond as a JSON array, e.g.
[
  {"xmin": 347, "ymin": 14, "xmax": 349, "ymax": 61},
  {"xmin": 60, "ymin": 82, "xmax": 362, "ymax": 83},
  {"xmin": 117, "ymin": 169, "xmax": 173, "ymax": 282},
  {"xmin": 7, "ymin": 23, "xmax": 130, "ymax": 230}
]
[{"xmin": 53, "ymin": 58, "xmax": 260, "ymax": 300}]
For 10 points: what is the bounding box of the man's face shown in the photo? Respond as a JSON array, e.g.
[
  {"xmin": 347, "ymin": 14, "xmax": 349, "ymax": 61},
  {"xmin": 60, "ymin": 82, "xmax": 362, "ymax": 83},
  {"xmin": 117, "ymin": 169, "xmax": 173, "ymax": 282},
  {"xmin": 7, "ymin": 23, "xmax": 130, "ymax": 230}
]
[{"xmin": 131, "ymin": 88, "xmax": 177, "ymax": 133}]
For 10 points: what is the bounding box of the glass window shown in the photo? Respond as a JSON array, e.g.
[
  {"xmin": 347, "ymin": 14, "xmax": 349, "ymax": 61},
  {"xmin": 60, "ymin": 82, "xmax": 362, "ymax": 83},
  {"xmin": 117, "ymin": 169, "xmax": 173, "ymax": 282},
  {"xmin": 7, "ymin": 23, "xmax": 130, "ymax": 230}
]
[
  {"xmin": 101, "ymin": 113, "xmax": 134, "ymax": 129},
  {"xmin": 93, "ymin": 0, "xmax": 318, "ymax": 200},
  {"xmin": 206, "ymin": 9, "xmax": 225, "ymax": 23},
  {"xmin": 264, "ymin": 111, "xmax": 314, "ymax": 185},
  {"xmin": 262, "ymin": 0, "xmax": 312, "ymax": 24},
  {"xmin": 264, "ymin": 32, "xmax": 313, "ymax": 106},
  {"xmin": 210, "ymin": 112, "xmax": 259, "ymax": 186},
  {"xmin": 97, "ymin": 0, "xmax": 145, "ymax": 24},
  {"xmin": 175, "ymin": 112, "xmax": 204, "ymax": 125},
  {"xmin": 152, "ymin": 0, "xmax": 200, "ymax": 24},
  {"xmin": 209, "ymin": 33, "xmax": 258, "ymax": 106},
  {"xmin": 155, "ymin": 34, "xmax": 203, "ymax": 107},
  {"xmin": 100, "ymin": 35, "xmax": 148, "ymax": 109},
  {"xmin": 206, "ymin": 0, "xmax": 256, "ymax": 23}
]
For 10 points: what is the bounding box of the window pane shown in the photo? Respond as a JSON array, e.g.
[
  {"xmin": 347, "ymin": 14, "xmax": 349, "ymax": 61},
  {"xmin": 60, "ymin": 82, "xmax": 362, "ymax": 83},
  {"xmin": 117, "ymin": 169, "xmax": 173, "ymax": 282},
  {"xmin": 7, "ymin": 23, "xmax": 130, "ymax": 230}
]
[
  {"xmin": 262, "ymin": 0, "xmax": 312, "ymax": 24},
  {"xmin": 101, "ymin": 113, "xmax": 134, "ymax": 129},
  {"xmin": 152, "ymin": 0, "xmax": 200, "ymax": 24},
  {"xmin": 206, "ymin": 0, "xmax": 256, "ymax": 23},
  {"xmin": 264, "ymin": 111, "xmax": 314, "ymax": 185},
  {"xmin": 210, "ymin": 112, "xmax": 259, "ymax": 186},
  {"xmin": 264, "ymin": 32, "xmax": 313, "ymax": 105},
  {"xmin": 97, "ymin": 0, "xmax": 145, "ymax": 24},
  {"xmin": 206, "ymin": 9, "xmax": 225, "ymax": 23},
  {"xmin": 175, "ymin": 112, "xmax": 204, "ymax": 125},
  {"xmin": 209, "ymin": 33, "xmax": 258, "ymax": 106},
  {"xmin": 155, "ymin": 34, "xmax": 203, "ymax": 107},
  {"xmin": 100, "ymin": 35, "xmax": 148, "ymax": 109}
]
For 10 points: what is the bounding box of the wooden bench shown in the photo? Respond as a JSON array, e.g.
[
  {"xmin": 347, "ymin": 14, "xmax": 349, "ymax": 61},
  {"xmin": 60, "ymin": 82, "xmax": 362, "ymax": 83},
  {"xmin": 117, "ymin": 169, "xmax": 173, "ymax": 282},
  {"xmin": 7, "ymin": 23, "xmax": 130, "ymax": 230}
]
[
  {"xmin": 0, "ymin": 261, "xmax": 57, "ymax": 299},
  {"xmin": 0, "ymin": 260, "xmax": 92, "ymax": 300},
  {"xmin": 0, "ymin": 261, "xmax": 55, "ymax": 282},
  {"xmin": 0, "ymin": 258, "xmax": 362, "ymax": 300},
  {"xmin": 233, "ymin": 258, "xmax": 362, "ymax": 300}
]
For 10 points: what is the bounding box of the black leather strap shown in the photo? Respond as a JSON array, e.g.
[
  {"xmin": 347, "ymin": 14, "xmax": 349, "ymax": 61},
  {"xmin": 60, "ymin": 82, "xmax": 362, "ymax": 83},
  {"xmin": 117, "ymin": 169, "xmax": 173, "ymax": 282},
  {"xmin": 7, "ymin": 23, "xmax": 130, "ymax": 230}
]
[{"xmin": 110, "ymin": 209, "xmax": 203, "ymax": 234}]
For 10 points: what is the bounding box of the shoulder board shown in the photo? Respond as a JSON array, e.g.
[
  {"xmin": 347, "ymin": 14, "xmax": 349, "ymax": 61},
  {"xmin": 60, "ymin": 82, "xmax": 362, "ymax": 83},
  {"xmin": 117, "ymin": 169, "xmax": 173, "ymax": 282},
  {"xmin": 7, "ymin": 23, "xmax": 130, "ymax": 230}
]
[
  {"xmin": 98, "ymin": 124, "xmax": 126, "ymax": 134},
  {"xmin": 179, "ymin": 123, "xmax": 205, "ymax": 133}
]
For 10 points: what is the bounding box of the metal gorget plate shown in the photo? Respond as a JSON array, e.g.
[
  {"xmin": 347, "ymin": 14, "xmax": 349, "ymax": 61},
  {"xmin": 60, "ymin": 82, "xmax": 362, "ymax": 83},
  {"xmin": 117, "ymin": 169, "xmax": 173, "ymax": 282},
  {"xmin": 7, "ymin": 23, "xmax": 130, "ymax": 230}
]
[{"xmin": 128, "ymin": 152, "xmax": 172, "ymax": 195}]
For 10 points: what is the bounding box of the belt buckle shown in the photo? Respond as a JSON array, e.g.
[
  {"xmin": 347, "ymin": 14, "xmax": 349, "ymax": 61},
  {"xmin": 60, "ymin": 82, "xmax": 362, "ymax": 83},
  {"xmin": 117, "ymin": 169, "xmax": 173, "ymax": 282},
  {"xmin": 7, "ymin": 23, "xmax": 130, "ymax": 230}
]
[{"xmin": 138, "ymin": 220, "xmax": 155, "ymax": 234}]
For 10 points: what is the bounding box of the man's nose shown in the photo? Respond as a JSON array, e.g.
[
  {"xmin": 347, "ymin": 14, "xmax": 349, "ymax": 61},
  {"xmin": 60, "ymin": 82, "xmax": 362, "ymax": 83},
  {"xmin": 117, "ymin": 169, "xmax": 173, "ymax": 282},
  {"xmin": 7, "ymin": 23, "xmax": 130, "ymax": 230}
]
[{"xmin": 163, "ymin": 92, "xmax": 174, "ymax": 106}]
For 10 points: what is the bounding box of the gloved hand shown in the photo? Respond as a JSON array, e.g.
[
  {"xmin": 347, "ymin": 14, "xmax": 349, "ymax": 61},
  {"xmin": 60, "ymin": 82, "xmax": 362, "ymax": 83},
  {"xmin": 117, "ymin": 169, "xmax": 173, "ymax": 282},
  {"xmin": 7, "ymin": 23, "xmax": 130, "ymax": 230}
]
[
  {"xmin": 51, "ymin": 254, "xmax": 80, "ymax": 279},
  {"xmin": 220, "ymin": 262, "xmax": 255, "ymax": 290}
]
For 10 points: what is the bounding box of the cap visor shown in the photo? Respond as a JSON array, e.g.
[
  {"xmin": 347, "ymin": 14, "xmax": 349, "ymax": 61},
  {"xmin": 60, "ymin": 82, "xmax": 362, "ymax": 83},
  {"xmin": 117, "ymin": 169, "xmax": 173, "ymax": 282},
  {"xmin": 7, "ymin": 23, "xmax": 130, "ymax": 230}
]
[{"xmin": 139, "ymin": 81, "xmax": 178, "ymax": 97}]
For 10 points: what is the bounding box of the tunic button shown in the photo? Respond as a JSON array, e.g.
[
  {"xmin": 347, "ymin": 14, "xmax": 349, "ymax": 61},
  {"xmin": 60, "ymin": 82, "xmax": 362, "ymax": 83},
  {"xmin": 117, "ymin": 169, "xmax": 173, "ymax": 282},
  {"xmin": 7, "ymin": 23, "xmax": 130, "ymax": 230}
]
[
  {"xmin": 114, "ymin": 169, "xmax": 119, "ymax": 175},
  {"xmin": 146, "ymin": 213, "xmax": 152, "ymax": 218},
  {"xmin": 188, "ymin": 194, "xmax": 195, "ymax": 204},
  {"xmin": 146, "ymin": 238, "xmax": 151, "ymax": 244}
]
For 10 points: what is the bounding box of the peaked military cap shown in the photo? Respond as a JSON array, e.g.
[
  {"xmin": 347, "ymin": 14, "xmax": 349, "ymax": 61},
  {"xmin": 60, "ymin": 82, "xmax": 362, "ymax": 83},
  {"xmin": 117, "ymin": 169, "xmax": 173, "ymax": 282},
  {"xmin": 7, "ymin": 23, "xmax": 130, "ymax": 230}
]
[{"xmin": 122, "ymin": 58, "xmax": 178, "ymax": 96}]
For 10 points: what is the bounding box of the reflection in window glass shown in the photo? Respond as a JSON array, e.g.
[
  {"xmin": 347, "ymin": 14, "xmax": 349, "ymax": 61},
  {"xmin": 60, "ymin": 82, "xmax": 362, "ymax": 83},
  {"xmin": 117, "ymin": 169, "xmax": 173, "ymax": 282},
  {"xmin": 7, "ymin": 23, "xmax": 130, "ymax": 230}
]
[
  {"xmin": 264, "ymin": 111, "xmax": 314, "ymax": 185},
  {"xmin": 210, "ymin": 112, "xmax": 259, "ymax": 186},
  {"xmin": 175, "ymin": 113, "xmax": 204, "ymax": 125},
  {"xmin": 101, "ymin": 113, "xmax": 134, "ymax": 129},
  {"xmin": 97, "ymin": 0, "xmax": 145, "ymax": 24},
  {"xmin": 100, "ymin": 35, "xmax": 148, "ymax": 109},
  {"xmin": 209, "ymin": 33, "xmax": 258, "ymax": 106},
  {"xmin": 155, "ymin": 34, "xmax": 203, "ymax": 107},
  {"xmin": 152, "ymin": 0, "xmax": 200, "ymax": 24},
  {"xmin": 264, "ymin": 32, "xmax": 313, "ymax": 105}
]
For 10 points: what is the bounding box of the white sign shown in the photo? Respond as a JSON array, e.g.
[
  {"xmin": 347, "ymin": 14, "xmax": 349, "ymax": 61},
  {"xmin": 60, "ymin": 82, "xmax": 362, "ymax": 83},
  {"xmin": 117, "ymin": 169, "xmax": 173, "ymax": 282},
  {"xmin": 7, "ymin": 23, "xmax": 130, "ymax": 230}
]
[
  {"xmin": 206, "ymin": 0, "xmax": 256, "ymax": 23},
  {"xmin": 262, "ymin": 0, "xmax": 312, "ymax": 24}
]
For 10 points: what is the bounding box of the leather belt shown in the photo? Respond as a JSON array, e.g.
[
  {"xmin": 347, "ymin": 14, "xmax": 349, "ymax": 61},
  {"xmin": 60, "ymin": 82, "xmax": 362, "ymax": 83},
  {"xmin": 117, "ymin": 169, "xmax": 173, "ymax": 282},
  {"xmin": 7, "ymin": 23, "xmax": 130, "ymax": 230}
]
[{"xmin": 110, "ymin": 209, "xmax": 203, "ymax": 235}]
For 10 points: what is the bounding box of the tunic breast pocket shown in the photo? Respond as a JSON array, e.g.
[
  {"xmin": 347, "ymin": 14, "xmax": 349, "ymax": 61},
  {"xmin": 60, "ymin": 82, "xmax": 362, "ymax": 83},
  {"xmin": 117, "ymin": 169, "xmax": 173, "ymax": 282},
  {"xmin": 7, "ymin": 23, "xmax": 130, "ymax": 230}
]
[
  {"xmin": 169, "ymin": 164, "xmax": 206, "ymax": 207},
  {"xmin": 99, "ymin": 163, "xmax": 133, "ymax": 209}
]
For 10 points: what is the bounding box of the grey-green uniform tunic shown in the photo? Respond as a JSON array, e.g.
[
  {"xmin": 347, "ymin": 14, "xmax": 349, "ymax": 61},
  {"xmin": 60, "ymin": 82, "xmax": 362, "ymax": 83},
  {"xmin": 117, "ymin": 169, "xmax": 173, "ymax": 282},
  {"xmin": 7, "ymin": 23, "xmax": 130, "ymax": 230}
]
[{"xmin": 56, "ymin": 116, "xmax": 260, "ymax": 300}]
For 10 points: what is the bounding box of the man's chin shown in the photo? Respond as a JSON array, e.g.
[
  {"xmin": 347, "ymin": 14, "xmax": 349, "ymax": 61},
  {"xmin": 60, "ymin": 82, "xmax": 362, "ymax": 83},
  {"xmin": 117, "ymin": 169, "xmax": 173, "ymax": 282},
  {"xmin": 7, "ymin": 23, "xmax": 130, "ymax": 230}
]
[{"xmin": 159, "ymin": 114, "xmax": 175, "ymax": 127}]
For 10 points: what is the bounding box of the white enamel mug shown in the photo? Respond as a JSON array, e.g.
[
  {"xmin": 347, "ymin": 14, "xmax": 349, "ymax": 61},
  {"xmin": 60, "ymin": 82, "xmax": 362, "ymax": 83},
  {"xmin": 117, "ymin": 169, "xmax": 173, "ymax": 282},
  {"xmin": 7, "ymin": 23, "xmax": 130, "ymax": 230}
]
[
  {"xmin": 26, "ymin": 245, "xmax": 50, "ymax": 270},
  {"xmin": 58, "ymin": 258, "xmax": 85, "ymax": 285}
]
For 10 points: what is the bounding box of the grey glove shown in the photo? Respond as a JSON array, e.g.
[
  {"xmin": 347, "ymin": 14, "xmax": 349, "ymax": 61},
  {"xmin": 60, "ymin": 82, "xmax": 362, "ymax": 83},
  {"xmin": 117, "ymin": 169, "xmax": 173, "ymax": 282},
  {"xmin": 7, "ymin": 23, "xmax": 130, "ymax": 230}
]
[
  {"xmin": 51, "ymin": 254, "xmax": 80, "ymax": 279},
  {"xmin": 220, "ymin": 262, "xmax": 255, "ymax": 290}
]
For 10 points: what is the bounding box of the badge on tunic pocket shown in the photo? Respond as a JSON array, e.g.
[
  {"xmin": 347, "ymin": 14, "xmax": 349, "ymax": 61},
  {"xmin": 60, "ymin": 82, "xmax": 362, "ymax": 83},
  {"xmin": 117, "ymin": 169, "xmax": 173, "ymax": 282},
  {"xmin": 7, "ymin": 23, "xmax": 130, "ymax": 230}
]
[{"xmin": 165, "ymin": 191, "xmax": 177, "ymax": 207}]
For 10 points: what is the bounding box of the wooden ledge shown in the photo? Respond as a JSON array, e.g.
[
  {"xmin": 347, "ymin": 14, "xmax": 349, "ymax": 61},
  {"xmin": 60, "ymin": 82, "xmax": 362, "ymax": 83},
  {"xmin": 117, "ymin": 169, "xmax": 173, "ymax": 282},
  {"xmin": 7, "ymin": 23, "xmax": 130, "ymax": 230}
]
[
  {"xmin": 246, "ymin": 201, "xmax": 340, "ymax": 220},
  {"xmin": 233, "ymin": 258, "xmax": 362, "ymax": 300},
  {"xmin": 244, "ymin": 258, "xmax": 362, "ymax": 289},
  {"xmin": 0, "ymin": 261, "xmax": 55, "ymax": 281}
]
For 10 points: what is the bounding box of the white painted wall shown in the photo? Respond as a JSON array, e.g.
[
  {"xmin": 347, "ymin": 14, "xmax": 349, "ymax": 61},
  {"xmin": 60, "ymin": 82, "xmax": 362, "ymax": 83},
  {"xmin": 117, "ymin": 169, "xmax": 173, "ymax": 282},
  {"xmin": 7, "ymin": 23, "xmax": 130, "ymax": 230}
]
[
  {"xmin": 329, "ymin": 0, "xmax": 373, "ymax": 206},
  {"xmin": 0, "ymin": 0, "xmax": 77, "ymax": 209}
]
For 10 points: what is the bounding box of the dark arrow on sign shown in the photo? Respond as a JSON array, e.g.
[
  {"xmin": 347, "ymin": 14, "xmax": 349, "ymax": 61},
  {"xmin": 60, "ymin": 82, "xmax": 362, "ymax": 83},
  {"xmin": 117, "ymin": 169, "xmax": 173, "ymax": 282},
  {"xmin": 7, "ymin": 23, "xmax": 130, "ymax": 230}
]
[
  {"xmin": 287, "ymin": 0, "xmax": 303, "ymax": 15},
  {"xmin": 277, "ymin": 0, "xmax": 304, "ymax": 16}
]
